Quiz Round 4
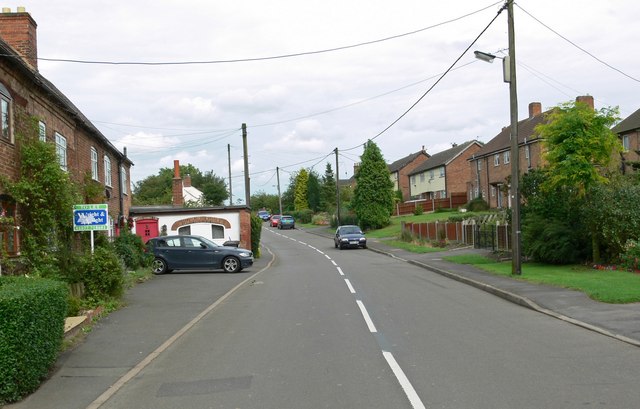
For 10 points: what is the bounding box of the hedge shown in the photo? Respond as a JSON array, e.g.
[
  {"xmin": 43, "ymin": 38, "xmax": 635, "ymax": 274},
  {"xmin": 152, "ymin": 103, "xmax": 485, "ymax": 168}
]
[{"xmin": 0, "ymin": 277, "xmax": 68, "ymax": 404}]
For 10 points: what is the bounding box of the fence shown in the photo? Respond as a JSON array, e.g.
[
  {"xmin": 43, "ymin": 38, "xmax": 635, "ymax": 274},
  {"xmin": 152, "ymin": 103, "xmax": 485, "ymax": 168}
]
[
  {"xmin": 395, "ymin": 192, "xmax": 468, "ymax": 216},
  {"xmin": 401, "ymin": 220, "xmax": 511, "ymax": 251}
]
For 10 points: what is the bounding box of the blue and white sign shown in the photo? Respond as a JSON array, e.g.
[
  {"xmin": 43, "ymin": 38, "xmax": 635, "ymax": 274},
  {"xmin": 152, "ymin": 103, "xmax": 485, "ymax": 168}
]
[{"xmin": 73, "ymin": 204, "xmax": 109, "ymax": 231}]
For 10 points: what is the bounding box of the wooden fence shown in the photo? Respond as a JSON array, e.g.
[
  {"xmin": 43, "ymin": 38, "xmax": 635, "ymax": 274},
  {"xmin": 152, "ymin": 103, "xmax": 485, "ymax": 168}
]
[
  {"xmin": 395, "ymin": 192, "xmax": 468, "ymax": 216},
  {"xmin": 401, "ymin": 220, "xmax": 511, "ymax": 251}
]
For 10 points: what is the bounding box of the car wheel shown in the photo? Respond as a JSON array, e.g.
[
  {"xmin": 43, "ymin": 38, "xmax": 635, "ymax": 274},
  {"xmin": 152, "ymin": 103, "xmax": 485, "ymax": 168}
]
[
  {"xmin": 334, "ymin": 241, "xmax": 338, "ymax": 248},
  {"xmin": 362, "ymin": 245, "xmax": 368, "ymax": 249},
  {"xmin": 223, "ymin": 256, "xmax": 241, "ymax": 273},
  {"xmin": 152, "ymin": 257, "xmax": 168, "ymax": 274}
]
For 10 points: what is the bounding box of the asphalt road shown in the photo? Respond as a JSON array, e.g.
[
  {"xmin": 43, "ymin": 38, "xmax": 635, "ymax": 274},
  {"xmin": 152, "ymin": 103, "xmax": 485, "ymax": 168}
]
[{"xmin": 9, "ymin": 226, "xmax": 640, "ymax": 408}]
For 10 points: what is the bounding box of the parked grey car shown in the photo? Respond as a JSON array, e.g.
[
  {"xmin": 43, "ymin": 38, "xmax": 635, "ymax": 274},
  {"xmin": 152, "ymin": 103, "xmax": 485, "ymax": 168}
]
[
  {"xmin": 334, "ymin": 225, "xmax": 367, "ymax": 249},
  {"xmin": 146, "ymin": 235, "xmax": 253, "ymax": 274}
]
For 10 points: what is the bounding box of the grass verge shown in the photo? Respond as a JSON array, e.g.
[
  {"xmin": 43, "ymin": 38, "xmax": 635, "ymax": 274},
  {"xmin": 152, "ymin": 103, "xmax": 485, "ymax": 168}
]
[{"xmin": 443, "ymin": 254, "xmax": 640, "ymax": 304}]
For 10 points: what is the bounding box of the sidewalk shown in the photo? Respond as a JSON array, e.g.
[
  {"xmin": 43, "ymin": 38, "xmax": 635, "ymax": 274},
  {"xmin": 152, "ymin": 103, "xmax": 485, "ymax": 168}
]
[{"xmin": 305, "ymin": 226, "xmax": 640, "ymax": 348}]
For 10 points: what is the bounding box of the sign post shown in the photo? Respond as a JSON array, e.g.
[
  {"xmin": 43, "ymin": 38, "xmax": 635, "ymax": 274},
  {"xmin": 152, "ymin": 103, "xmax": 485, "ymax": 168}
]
[{"xmin": 73, "ymin": 204, "xmax": 109, "ymax": 254}]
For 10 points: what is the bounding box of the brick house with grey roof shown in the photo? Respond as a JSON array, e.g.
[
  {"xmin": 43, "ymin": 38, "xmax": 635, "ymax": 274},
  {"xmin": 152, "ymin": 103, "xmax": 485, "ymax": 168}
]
[
  {"xmin": 387, "ymin": 147, "xmax": 430, "ymax": 201},
  {"xmin": 612, "ymin": 108, "xmax": 640, "ymax": 174},
  {"xmin": 0, "ymin": 8, "xmax": 133, "ymax": 256},
  {"xmin": 408, "ymin": 140, "xmax": 483, "ymax": 200},
  {"xmin": 468, "ymin": 95, "xmax": 594, "ymax": 209}
]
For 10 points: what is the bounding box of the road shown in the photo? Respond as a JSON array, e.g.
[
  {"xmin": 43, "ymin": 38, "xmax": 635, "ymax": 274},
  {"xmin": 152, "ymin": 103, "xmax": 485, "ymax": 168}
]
[{"xmin": 11, "ymin": 226, "xmax": 640, "ymax": 408}]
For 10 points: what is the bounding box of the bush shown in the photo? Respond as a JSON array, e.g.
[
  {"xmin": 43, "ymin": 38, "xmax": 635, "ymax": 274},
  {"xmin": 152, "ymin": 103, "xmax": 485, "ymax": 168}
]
[
  {"xmin": 331, "ymin": 212, "xmax": 359, "ymax": 228},
  {"xmin": 250, "ymin": 214, "xmax": 262, "ymax": 258},
  {"xmin": 413, "ymin": 205, "xmax": 424, "ymax": 216},
  {"xmin": 82, "ymin": 247, "xmax": 125, "ymax": 300},
  {"xmin": 619, "ymin": 239, "xmax": 640, "ymax": 271},
  {"xmin": 0, "ymin": 277, "xmax": 68, "ymax": 404},
  {"xmin": 291, "ymin": 209, "xmax": 313, "ymax": 224},
  {"xmin": 114, "ymin": 232, "xmax": 148, "ymax": 269},
  {"xmin": 466, "ymin": 197, "xmax": 490, "ymax": 212},
  {"xmin": 311, "ymin": 213, "xmax": 329, "ymax": 225}
]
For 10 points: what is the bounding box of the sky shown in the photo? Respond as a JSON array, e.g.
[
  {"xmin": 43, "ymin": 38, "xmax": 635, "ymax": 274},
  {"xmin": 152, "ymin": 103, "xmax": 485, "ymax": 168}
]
[{"xmin": 6, "ymin": 1, "xmax": 640, "ymax": 203}]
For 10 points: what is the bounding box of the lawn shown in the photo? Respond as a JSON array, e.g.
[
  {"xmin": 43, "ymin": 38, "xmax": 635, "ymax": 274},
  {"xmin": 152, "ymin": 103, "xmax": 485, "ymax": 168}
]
[{"xmin": 443, "ymin": 254, "xmax": 640, "ymax": 304}]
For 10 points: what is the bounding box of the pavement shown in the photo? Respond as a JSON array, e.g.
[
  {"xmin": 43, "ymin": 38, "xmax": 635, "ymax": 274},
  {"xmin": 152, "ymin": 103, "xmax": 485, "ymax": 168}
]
[{"xmin": 304, "ymin": 226, "xmax": 640, "ymax": 348}]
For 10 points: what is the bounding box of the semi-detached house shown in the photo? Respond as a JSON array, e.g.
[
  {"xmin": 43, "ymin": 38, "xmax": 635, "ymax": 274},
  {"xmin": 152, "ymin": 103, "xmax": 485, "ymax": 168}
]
[{"xmin": 0, "ymin": 8, "xmax": 133, "ymax": 256}]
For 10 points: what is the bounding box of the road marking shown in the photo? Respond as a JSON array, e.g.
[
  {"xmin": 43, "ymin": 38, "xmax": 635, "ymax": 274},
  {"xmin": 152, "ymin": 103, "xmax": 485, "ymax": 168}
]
[
  {"xmin": 344, "ymin": 279, "xmax": 356, "ymax": 294},
  {"xmin": 324, "ymin": 254, "xmax": 331, "ymax": 260},
  {"xmin": 336, "ymin": 267, "xmax": 344, "ymax": 276},
  {"xmin": 316, "ymin": 249, "xmax": 325, "ymax": 255},
  {"xmin": 382, "ymin": 351, "xmax": 426, "ymax": 409},
  {"xmin": 330, "ymin": 260, "xmax": 337, "ymax": 266},
  {"xmin": 356, "ymin": 300, "xmax": 377, "ymax": 333}
]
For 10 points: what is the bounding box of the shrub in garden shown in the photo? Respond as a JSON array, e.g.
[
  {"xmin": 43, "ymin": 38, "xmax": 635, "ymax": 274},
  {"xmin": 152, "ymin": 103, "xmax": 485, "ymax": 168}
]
[
  {"xmin": 113, "ymin": 232, "xmax": 149, "ymax": 269},
  {"xmin": 0, "ymin": 277, "xmax": 68, "ymax": 404},
  {"xmin": 250, "ymin": 214, "xmax": 262, "ymax": 258},
  {"xmin": 82, "ymin": 247, "xmax": 125, "ymax": 300},
  {"xmin": 413, "ymin": 205, "xmax": 424, "ymax": 216},
  {"xmin": 619, "ymin": 239, "xmax": 640, "ymax": 271}
]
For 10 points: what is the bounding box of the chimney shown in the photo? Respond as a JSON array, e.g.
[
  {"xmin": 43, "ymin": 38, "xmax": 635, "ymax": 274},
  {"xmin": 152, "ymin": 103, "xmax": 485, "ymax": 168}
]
[
  {"xmin": 528, "ymin": 102, "xmax": 542, "ymax": 118},
  {"xmin": 576, "ymin": 95, "xmax": 594, "ymax": 110},
  {"xmin": 0, "ymin": 7, "xmax": 38, "ymax": 70},
  {"xmin": 172, "ymin": 160, "xmax": 184, "ymax": 207},
  {"xmin": 183, "ymin": 174, "xmax": 192, "ymax": 187}
]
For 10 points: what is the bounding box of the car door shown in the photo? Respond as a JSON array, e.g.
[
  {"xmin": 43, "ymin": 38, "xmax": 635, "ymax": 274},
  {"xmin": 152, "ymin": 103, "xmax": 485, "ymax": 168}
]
[
  {"xmin": 156, "ymin": 237, "xmax": 187, "ymax": 269},
  {"xmin": 182, "ymin": 236, "xmax": 226, "ymax": 270}
]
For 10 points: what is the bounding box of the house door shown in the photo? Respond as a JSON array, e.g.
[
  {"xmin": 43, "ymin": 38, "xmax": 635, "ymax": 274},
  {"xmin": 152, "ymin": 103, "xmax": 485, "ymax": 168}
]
[{"xmin": 135, "ymin": 218, "xmax": 159, "ymax": 243}]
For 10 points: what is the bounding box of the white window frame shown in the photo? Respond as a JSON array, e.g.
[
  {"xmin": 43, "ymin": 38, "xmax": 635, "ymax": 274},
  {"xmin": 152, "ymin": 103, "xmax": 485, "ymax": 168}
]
[
  {"xmin": 622, "ymin": 134, "xmax": 630, "ymax": 152},
  {"xmin": 91, "ymin": 147, "xmax": 99, "ymax": 181},
  {"xmin": 439, "ymin": 167, "xmax": 445, "ymax": 177},
  {"xmin": 38, "ymin": 121, "xmax": 46, "ymax": 142},
  {"xmin": 55, "ymin": 132, "xmax": 67, "ymax": 171},
  {"xmin": 419, "ymin": 173, "xmax": 425, "ymax": 182},
  {"xmin": 104, "ymin": 155, "xmax": 112, "ymax": 187},
  {"xmin": 494, "ymin": 154, "xmax": 500, "ymax": 167},
  {"xmin": 525, "ymin": 145, "xmax": 531, "ymax": 167},
  {"xmin": 0, "ymin": 89, "xmax": 12, "ymax": 143},
  {"xmin": 503, "ymin": 150, "xmax": 510, "ymax": 164},
  {"xmin": 477, "ymin": 159, "xmax": 482, "ymax": 170},
  {"xmin": 429, "ymin": 170, "xmax": 434, "ymax": 179},
  {"xmin": 120, "ymin": 165, "xmax": 128, "ymax": 195}
]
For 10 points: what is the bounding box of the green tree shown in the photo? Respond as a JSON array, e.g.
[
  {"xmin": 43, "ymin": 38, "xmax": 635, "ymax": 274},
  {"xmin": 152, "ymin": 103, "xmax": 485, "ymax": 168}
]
[
  {"xmin": 536, "ymin": 101, "xmax": 621, "ymax": 197},
  {"xmin": 352, "ymin": 140, "xmax": 394, "ymax": 229},
  {"xmin": 294, "ymin": 168, "xmax": 309, "ymax": 211},
  {"xmin": 307, "ymin": 170, "xmax": 321, "ymax": 212},
  {"xmin": 321, "ymin": 162, "xmax": 336, "ymax": 211},
  {"xmin": 251, "ymin": 191, "xmax": 280, "ymax": 214},
  {"xmin": 281, "ymin": 172, "xmax": 297, "ymax": 212},
  {"xmin": 133, "ymin": 164, "xmax": 227, "ymax": 206}
]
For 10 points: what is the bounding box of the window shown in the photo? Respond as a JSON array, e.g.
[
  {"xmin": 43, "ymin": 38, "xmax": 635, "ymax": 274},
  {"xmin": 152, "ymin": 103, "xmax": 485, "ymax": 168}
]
[
  {"xmin": 410, "ymin": 175, "xmax": 416, "ymax": 185},
  {"xmin": 477, "ymin": 160, "xmax": 482, "ymax": 171},
  {"xmin": 439, "ymin": 167, "xmax": 445, "ymax": 177},
  {"xmin": 623, "ymin": 135, "xmax": 630, "ymax": 152},
  {"xmin": 429, "ymin": 170, "xmax": 434, "ymax": 179},
  {"xmin": 503, "ymin": 150, "xmax": 510, "ymax": 164},
  {"xmin": 212, "ymin": 225, "xmax": 224, "ymax": 239},
  {"xmin": 491, "ymin": 186, "xmax": 496, "ymax": 197},
  {"xmin": 419, "ymin": 173, "xmax": 425, "ymax": 182},
  {"xmin": 525, "ymin": 145, "xmax": 531, "ymax": 168},
  {"xmin": 0, "ymin": 83, "xmax": 12, "ymax": 142},
  {"xmin": 494, "ymin": 154, "xmax": 500, "ymax": 166},
  {"xmin": 178, "ymin": 225, "xmax": 191, "ymax": 235},
  {"xmin": 55, "ymin": 132, "xmax": 67, "ymax": 171},
  {"xmin": 104, "ymin": 156, "xmax": 112, "ymax": 186},
  {"xmin": 120, "ymin": 166, "xmax": 128, "ymax": 195},
  {"xmin": 440, "ymin": 190, "xmax": 447, "ymax": 199},
  {"xmin": 38, "ymin": 121, "xmax": 46, "ymax": 142},
  {"xmin": 91, "ymin": 147, "xmax": 99, "ymax": 180}
]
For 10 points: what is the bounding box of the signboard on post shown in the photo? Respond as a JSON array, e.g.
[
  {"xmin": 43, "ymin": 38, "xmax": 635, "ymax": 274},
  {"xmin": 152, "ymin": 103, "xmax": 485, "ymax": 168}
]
[{"xmin": 73, "ymin": 204, "xmax": 109, "ymax": 231}]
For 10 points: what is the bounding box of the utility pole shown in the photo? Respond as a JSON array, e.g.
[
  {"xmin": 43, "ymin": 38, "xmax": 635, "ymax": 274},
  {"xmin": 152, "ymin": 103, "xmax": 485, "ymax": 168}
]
[
  {"xmin": 227, "ymin": 143, "xmax": 233, "ymax": 206},
  {"xmin": 276, "ymin": 167, "xmax": 283, "ymax": 216},
  {"xmin": 242, "ymin": 123, "xmax": 251, "ymax": 208},
  {"xmin": 507, "ymin": 0, "xmax": 521, "ymax": 275},
  {"xmin": 334, "ymin": 148, "xmax": 341, "ymax": 225}
]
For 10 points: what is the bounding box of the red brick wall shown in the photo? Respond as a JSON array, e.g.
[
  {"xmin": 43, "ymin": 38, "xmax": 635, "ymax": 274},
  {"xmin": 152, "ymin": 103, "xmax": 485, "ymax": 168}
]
[
  {"xmin": 239, "ymin": 209, "xmax": 252, "ymax": 251},
  {"xmin": 0, "ymin": 11, "xmax": 38, "ymax": 70},
  {"xmin": 445, "ymin": 143, "xmax": 482, "ymax": 195}
]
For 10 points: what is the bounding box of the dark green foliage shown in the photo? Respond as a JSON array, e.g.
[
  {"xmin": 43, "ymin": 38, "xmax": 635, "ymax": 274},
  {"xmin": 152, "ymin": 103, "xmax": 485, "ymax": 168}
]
[
  {"xmin": 82, "ymin": 247, "xmax": 125, "ymax": 300},
  {"xmin": 294, "ymin": 169, "xmax": 309, "ymax": 211},
  {"xmin": 251, "ymin": 191, "xmax": 280, "ymax": 214},
  {"xmin": 113, "ymin": 232, "xmax": 149, "ymax": 269},
  {"xmin": 321, "ymin": 163, "xmax": 337, "ymax": 211},
  {"xmin": 522, "ymin": 214, "xmax": 586, "ymax": 264},
  {"xmin": 352, "ymin": 141, "xmax": 394, "ymax": 229},
  {"xmin": 0, "ymin": 277, "xmax": 67, "ymax": 404},
  {"xmin": 466, "ymin": 197, "xmax": 489, "ymax": 212},
  {"xmin": 250, "ymin": 215, "xmax": 262, "ymax": 258},
  {"xmin": 331, "ymin": 211, "xmax": 359, "ymax": 228},
  {"xmin": 413, "ymin": 205, "xmax": 424, "ymax": 216},
  {"xmin": 291, "ymin": 209, "xmax": 313, "ymax": 224},
  {"xmin": 619, "ymin": 239, "xmax": 640, "ymax": 271},
  {"xmin": 307, "ymin": 171, "xmax": 321, "ymax": 212}
]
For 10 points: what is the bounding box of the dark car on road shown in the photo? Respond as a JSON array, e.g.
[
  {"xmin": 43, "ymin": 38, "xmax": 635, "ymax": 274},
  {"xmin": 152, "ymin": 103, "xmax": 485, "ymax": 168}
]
[
  {"xmin": 278, "ymin": 215, "xmax": 295, "ymax": 229},
  {"xmin": 147, "ymin": 235, "xmax": 253, "ymax": 274},
  {"xmin": 334, "ymin": 225, "xmax": 367, "ymax": 249},
  {"xmin": 257, "ymin": 210, "xmax": 271, "ymax": 221}
]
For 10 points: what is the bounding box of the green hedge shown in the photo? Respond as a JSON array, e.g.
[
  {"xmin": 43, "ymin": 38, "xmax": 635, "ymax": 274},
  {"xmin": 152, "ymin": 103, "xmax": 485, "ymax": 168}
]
[{"xmin": 0, "ymin": 277, "xmax": 68, "ymax": 404}]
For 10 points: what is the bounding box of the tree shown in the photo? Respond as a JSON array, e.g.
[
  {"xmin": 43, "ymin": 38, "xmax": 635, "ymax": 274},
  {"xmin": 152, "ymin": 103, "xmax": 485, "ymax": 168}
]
[
  {"xmin": 280, "ymin": 172, "xmax": 297, "ymax": 212},
  {"xmin": 307, "ymin": 170, "xmax": 321, "ymax": 212},
  {"xmin": 352, "ymin": 140, "xmax": 394, "ymax": 229},
  {"xmin": 294, "ymin": 168, "xmax": 309, "ymax": 211},
  {"xmin": 133, "ymin": 164, "xmax": 228, "ymax": 206},
  {"xmin": 321, "ymin": 162, "xmax": 336, "ymax": 211},
  {"xmin": 536, "ymin": 101, "xmax": 621, "ymax": 197},
  {"xmin": 251, "ymin": 191, "xmax": 280, "ymax": 213}
]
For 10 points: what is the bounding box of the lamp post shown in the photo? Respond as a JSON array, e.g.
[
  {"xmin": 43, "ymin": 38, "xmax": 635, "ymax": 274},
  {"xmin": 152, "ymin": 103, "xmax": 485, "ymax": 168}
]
[{"xmin": 475, "ymin": 0, "xmax": 521, "ymax": 275}]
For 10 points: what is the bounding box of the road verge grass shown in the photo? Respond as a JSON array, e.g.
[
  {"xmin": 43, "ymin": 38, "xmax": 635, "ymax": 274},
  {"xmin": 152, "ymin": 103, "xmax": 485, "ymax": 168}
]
[{"xmin": 443, "ymin": 254, "xmax": 640, "ymax": 304}]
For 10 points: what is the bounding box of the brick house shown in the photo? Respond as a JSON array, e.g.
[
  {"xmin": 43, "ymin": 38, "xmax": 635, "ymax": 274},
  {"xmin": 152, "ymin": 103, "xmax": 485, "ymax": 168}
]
[
  {"xmin": 408, "ymin": 140, "xmax": 483, "ymax": 200},
  {"xmin": 612, "ymin": 107, "xmax": 640, "ymax": 174},
  {"xmin": 0, "ymin": 8, "xmax": 133, "ymax": 256},
  {"xmin": 130, "ymin": 160, "xmax": 252, "ymax": 250},
  {"xmin": 387, "ymin": 147, "xmax": 430, "ymax": 201},
  {"xmin": 468, "ymin": 95, "xmax": 594, "ymax": 209}
]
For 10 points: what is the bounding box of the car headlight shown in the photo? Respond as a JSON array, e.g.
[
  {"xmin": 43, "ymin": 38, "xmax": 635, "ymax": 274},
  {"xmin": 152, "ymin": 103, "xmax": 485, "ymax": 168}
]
[
  {"xmin": 238, "ymin": 252, "xmax": 252, "ymax": 258},
  {"xmin": 360, "ymin": 238, "xmax": 366, "ymax": 242},
  {"xmin": 340, "ymin": 238, "xmax": 349, "ymax": 242}
]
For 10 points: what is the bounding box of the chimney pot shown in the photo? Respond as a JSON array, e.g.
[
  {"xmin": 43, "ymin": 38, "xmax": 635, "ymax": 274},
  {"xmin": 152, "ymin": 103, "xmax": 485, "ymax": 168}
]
[
  {"xmin": 0, "ymin": 9, "xmax": 38, "ymax": 69},
  {"xmin": 17, "ymin": 6, "xmax": 26, "ymax": 12},
  {"xmin": 576, "ymin": 95, "xmax": 594, "ymax": 110},
  {"xmin": 528, "ymin": 102, "xmax": 542, "ymax": 118}
]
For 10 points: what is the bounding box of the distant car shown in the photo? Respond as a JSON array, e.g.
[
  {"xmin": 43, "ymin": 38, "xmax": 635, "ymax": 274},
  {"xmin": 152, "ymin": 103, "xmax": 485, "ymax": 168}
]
[
  {"xmin": 270, "ymin": 214, "xmax": 281, "ymax": 227},
  {"xmin": 146, "ymin": 235, "xmax": 253, "ymax": 274},
  {"xmin": 277, "ymin": 215, "xmax": 295, "ymax": 230},
  {"xmin": 257, "ymin": 210, "xmax": 271, "ymax": 221},
  {"xmin": 334, "ymin": 225, "xmax": 367, "ymax": 249}
]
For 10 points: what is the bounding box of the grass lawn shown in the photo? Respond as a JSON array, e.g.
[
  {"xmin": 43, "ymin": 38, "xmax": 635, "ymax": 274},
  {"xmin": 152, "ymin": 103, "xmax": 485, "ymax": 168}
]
[{"xmin": 443, "ymin": 254, "xmax": 640, "ymax": 304}]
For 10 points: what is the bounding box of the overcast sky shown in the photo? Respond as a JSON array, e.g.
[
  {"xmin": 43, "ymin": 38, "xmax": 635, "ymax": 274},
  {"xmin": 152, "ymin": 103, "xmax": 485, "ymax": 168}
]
[{"xmin": 8, "ymin": 1, "xmax": 640, "ymax": 203}]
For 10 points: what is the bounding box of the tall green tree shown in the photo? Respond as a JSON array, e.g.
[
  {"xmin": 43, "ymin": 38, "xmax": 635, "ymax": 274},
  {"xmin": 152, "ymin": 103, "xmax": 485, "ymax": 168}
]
[
  {"xmin": 251, "ymin": 191, "xmax": 280, "ymax": 214},
  {"xmin": 352, "ymin": 140, "xmax": 394, "ymax": 229},
  {"xmin": 294, "ymin": 168, "xmax": 309, "ymax": 211},
  {"xmin": 280, "ymin": 172, "xmax": 297, "ymax": 212},
  {"xmin": 321, "ymin": 162, "xmax": 336, "ymax": 211},
  {"xmin": 307, "ymin": 170, "xmax": 321, "ymax": 212}
]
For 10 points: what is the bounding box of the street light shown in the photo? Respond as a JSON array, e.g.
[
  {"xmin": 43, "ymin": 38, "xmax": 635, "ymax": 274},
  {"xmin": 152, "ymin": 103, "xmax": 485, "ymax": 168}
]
[{"xmin": 475, "ymin": 0, "xmax": 521, "ymax": 275}]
